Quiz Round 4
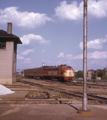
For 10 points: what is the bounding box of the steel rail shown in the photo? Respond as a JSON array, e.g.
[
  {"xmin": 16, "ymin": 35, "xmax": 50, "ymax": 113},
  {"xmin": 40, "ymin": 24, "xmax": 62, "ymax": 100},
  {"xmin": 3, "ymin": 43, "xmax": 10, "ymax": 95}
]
[{"xmin": 17, "ymin": 79, "xmax": 107, "ymax": 104}]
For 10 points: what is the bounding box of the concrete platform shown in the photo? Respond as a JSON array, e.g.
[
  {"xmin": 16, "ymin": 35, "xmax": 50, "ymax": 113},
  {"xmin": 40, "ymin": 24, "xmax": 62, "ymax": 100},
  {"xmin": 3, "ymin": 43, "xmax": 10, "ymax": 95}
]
[
  {"xmin": 0, "ymin": 104, "xmax": 107, "ymax": 120},
  {"xmin": 0, "ymin": 91, "xmax": 28, "ymax": 100}
]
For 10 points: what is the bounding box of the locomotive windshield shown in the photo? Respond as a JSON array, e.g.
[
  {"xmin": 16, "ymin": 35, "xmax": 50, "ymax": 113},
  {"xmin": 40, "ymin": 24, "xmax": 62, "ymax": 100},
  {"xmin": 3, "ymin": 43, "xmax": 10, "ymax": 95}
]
[
  {"xmin": 63, "ymin": 66, "xmax": 67, "ymax": 69},
  {"xmin": 69, "ymin": 66, "xmax": 72, "ymax": 70}
]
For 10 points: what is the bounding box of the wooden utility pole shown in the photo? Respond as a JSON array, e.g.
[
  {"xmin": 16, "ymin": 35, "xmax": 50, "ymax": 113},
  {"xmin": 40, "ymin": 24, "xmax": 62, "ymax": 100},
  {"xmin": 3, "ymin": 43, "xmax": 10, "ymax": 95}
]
[
  {"xmin": 83, "ymin": 0, "xmax": 88, "ymax": 110},
  {"xmin": 78, "ymin": 0, "xmax": 92, "ymax": 115}
]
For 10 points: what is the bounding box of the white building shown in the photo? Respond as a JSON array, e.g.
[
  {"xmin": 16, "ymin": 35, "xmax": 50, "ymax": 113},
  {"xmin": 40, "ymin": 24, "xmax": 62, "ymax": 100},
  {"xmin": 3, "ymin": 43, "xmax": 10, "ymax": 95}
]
[{"xmin": 0, "ymin": 23, "xmax": 22, "ymax": 84}]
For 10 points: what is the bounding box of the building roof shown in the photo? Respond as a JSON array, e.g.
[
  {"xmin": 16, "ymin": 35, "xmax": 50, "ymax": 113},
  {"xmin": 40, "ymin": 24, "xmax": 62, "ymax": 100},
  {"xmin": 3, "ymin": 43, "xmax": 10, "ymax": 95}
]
[{"xmin": 0, "ymin": 30, "xmax": 22, "ymax": 44}]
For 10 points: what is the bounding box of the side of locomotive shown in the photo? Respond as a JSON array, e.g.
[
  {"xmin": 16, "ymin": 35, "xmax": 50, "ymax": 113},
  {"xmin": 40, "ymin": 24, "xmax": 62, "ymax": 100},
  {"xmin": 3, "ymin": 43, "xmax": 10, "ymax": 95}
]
[
  {"xmin": 24, "ymin": 65, "xmax": 74, "ymax": 81},
  {"xmin": 43, "ymin": 65, "xmax": 74, "ymax": 81}
]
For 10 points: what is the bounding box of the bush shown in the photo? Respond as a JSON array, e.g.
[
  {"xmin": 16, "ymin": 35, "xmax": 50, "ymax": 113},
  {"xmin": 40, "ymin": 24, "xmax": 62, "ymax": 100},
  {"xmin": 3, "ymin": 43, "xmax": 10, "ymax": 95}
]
[
  {"xmin": 75, "ymin": 70, "xmax": 83, "ymax": 78},
  {"xmin": 102, "ymin": 75, "xmax": 107, "ymax": 80},
  {"xmin": 91, "ymin": 73, "xmax": 96, "ymax": 79}
]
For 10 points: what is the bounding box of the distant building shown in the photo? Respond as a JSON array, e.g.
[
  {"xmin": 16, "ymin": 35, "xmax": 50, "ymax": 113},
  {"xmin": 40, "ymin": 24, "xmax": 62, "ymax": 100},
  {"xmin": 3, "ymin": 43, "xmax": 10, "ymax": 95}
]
[
  {"xmin": 87, "ymin": 70, "xmax": 93, "ymax": 79},
  {"xmin": 0, "ymin": 23, "xmax": 22, "ymax": 84},
  {"xmin": 87, "ymin": 69, "xmax": 96, "ymax": 80}
]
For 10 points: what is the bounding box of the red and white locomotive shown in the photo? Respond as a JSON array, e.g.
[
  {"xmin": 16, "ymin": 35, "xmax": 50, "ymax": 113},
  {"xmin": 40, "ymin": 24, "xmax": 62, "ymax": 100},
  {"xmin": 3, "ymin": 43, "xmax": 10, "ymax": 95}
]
[{"xmin": 24, "ymin": 64, "xmax": 74, "ymax": 81}]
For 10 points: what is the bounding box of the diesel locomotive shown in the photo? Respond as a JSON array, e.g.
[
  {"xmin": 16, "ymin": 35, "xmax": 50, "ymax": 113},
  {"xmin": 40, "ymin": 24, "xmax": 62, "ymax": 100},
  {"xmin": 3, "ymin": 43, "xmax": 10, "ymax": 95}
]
[{"xmin": 24, "ymin": 64, "xmax": 74, "ymax": 81}]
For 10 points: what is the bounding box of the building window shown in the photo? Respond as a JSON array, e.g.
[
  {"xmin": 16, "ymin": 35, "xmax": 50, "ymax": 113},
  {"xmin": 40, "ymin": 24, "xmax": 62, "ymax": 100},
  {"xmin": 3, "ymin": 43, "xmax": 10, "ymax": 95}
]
[{"xmin": 0, "ymin": 42, "xmax": 6, "ymax": 49}]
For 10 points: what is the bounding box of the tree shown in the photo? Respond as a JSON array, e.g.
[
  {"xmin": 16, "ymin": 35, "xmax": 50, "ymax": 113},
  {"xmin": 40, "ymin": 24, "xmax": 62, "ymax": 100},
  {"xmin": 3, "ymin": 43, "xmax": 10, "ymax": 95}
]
[
  {"xmin": 75, "ymin": 70, "xmax": 83, "ymax": 78},
  {"xmin": 102, "ymin": 75, "xmax": 107, "ymax": 80},
  {"xmin": 97, "ymin": 69, "xmax": 106, "ymax": 78},
  {"xmin": 91, "ymin": 73, "xmax": 96, "ymax": 79}
]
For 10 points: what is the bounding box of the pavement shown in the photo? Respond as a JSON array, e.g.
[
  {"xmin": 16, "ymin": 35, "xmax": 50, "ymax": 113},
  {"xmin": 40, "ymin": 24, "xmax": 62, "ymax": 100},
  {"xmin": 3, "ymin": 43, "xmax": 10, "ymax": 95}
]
[
  {"xmin": 0, "ymin": 82, "xmax": 107, "ymax": 120},
  {"xmin": 0, "ymin": 104, "xmax": 107, "ymax": 120},
  {"xmin": 0, "ymin": 92, "xmax": 107, "ymax": 120}
]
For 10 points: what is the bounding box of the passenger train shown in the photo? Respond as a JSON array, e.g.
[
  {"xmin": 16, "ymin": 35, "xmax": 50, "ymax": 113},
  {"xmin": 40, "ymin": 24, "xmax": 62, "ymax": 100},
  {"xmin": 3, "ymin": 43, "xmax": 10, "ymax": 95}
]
[{"xmin": 24, "ymin": 64, "xmax": 74, "ymax": 81}]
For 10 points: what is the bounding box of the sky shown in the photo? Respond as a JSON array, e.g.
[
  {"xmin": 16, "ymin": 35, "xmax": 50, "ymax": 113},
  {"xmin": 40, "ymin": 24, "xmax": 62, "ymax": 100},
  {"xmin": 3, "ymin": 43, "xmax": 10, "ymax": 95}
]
[{"xmin": 0, "ymin": 0, "xmax": 107, "ymax": 71}]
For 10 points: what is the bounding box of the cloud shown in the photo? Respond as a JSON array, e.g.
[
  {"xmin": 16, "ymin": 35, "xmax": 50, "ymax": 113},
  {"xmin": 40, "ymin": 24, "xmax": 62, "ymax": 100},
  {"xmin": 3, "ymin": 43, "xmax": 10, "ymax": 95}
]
[
  {"xmin": 54, "ymin": 0, "xmax": 107, "ymax": 21},
  {"xmin": 57, "ymin": 52, "xmax": 83, "ymax": 59},
  {"xmin": 20, "ymin": 34, "xmax": 50, "ymax": 45},
  {"xmin": 55, "ymin": 1, "xmax": 83, "ymax": 20},
  {"xmin": 17, "ymin": 55, "xmax": 24, "ymax": 60},
  {"xmin": 88, "ymin": 51, "xmax": 107, "ymax": 59},
  {"xmin": 79, "ymin": 38, "xmax": 107, "ymax": 49},
  {"xmin": 17, "ymin": 54, "xmax": 32, "ymax": 64},
  {"xmin": 22, "ymin": 49, "xmax": 34, "ymax": 55},
  {"xmin": 0, "ymin": 7, "xmax": 51, "ymax": 28},
  {"xmin": 74, "ymin": 54, "xmax": 83, "ymax": 59},
  {"xmin": 57, "ymin": 52, "xmax": 65, "ymax": 58},
  {"xmin": 42, "ymin": 50, "xmax": 45, "ymax": 53},
  {"xmin": 57, "ymin": 51, "xmax": 107, "ymax": 60},
  {"xmin": 88, "ymin": 0, "xmax": 107, "ymax": 18},
  {"xmin": 66, "ymin": 54, "xmax": 73, "ymax": 60},
  {"xmin": 24, "ymin": 58, "xmax": 31, "ymax": 63},
  {"xmin": 74, "ymin": 51, "xmax": 107, "ymax": 59}
]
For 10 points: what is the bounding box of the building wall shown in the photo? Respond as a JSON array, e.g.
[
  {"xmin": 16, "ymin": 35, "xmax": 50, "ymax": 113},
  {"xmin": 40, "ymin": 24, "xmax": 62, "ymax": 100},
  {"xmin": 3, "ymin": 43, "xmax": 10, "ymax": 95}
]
[
  {"xmin": 12, "ymin": 43, "xmax": 17, "ymax": 83},
  {"xmin": 87, "ymin": 70, "xmax": 93, "ymax": 79},
  {"xmin": 0, "ymin": 41, "xmax": 16, "ymax": 84}
]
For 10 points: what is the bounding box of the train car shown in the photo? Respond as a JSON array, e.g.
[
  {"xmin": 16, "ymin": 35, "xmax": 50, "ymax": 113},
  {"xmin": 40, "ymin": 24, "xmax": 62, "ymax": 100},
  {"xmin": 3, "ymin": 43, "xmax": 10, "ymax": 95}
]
[
  {"xmin": 24, "ymin": 64, "xmax": 74, "ymax": 81},
  {"xmin": 35, "ymin": 67, "xmax": 44, "ymax": 79},
  {"xmin": 24, "ymin": 68, "xmax": 35, "ymax": 78}
]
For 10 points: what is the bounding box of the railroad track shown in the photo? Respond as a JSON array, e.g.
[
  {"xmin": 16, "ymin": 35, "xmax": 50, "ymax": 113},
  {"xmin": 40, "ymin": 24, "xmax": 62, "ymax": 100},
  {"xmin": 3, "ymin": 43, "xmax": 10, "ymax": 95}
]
[
  {"xmin": 64, "ymin": 81, "xmax": 107, "ymax": 89},
  {"xmin": 17, "ymin": 79, "xmax": 107, "ymax": 104}
]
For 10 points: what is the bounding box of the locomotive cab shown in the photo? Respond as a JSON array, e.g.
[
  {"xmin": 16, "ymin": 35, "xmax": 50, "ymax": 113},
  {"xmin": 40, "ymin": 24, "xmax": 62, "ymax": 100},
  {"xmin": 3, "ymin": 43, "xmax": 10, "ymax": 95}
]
[{"xmin": 61, "ymin": 65, "xmax": 74, "ymax": 81}]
